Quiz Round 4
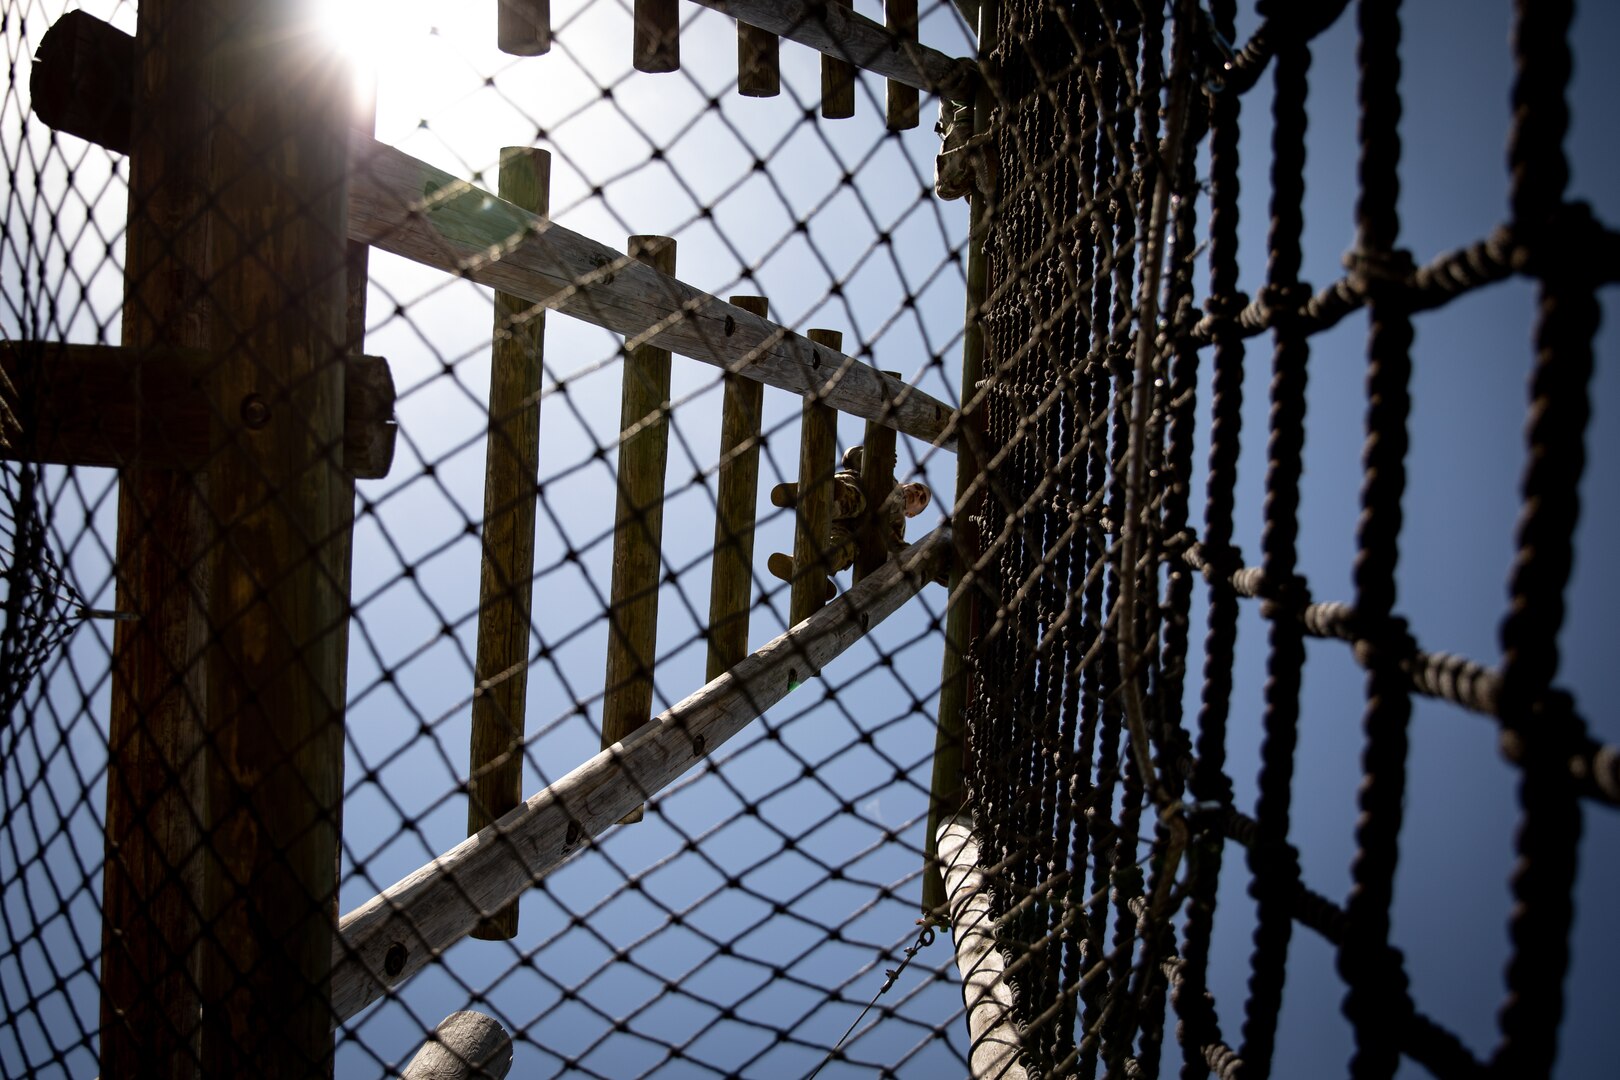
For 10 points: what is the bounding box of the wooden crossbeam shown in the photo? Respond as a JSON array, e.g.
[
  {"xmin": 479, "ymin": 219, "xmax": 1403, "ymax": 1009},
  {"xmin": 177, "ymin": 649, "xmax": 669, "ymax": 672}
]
[
  {"xmin": 686, "ymin": 0, "xmax": 973, "ymax": 98},
  {"xmin": 467, "ymin": 148, "xmax": 551, "ymax": 940},
  {"xmin": 402, "ymin": 1011, "xmax": 513, "ymax": 1080},
  {"xmin": 706, "ymin": 296, "xmax": 768, "ymax": 681},
  {"xmin": 28, "ymin": 13, "xmax": 959, "ymax": 450},
  {"xmin": 329, "ymin": 527, "xmax": 950, "ymax": 1025},
  {"xmin": 0, "ymin": 342, "xmax": 396, "ymax": 478}
]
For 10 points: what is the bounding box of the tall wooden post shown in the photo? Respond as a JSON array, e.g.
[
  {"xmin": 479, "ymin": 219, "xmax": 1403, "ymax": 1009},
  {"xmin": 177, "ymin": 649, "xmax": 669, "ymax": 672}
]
[
  {"xmin": 468, "ymin": 148, "xmax": 550, "ymax": 939},
  {"xmin": 634, "ymin": 0, "xmax": 680, "ymax": 73},
  {"xmin": 601, "ymin": 236, "xmax": 676, "ymax": 823},
  {"xmin": 498, "ymin": 0, "xmax": 551, "ymax": 56},
  {"xmin": 885, "ymin": 0, "xmax": 920, "ymax": 130},
  {"xmin": 706, "ymin": 296, "xmax": 767, "ymax": 682},
  {"xmin": 791, "ymin": 329, "xmax": 840, "ymax": 625},
  {"xmin": 820, "ymin": 0, "xmax": 856, "ymax": 118},
  {"xmin": 100, "ymin": 0, "xmax": 214, "ymax": 1070},
  {"xmin": 198, "ymin": 1, "xmax": 351, "ymax": 1073}
]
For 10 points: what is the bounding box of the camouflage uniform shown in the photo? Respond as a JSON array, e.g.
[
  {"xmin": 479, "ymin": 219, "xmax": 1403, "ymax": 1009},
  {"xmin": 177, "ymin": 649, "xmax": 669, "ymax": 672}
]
[{"xmin": 823, "ymin": 469, "xmax": 907, "ymax": 573}]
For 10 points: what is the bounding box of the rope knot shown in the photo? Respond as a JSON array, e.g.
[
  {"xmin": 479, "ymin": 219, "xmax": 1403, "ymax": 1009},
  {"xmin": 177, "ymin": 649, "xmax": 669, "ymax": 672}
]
[
  {"xmin": 1343, "ymin": 247, "xmax": 1416, "ymax": 300},
  {"xmin": 1256, "ymin": 282, "xmax": 1312, "ymax": 325}
]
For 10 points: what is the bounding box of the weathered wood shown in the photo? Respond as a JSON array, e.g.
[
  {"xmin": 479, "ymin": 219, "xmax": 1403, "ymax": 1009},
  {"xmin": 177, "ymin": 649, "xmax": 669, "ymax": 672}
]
[
  {"xmin": 924, "ymin": 0, "xmax": 996, "ymax": 917},
  {"xmin": 0, "ymin": 343, "xmax": 395, "ymax": 478},
  {"xmin": 853, "ymin": 370, "xmax": 900, "ymax": 585},
  {"xmin": 402, "ymin": 1011, "xmax": 514, "ymax": 1080},
  {"xmin": 706, "ymin": 296, "xmax": 767, "ymax": 682},
  {"xmin": 736, "ymin": 15, "xmax": 779, "ymax": 97},
  {"xmin": 168, "ymin": 3, "xmax": 351, "ymax": 1074},
  {"xmin": 791, "ymin": 329, "xmax": 840, "ymax": 625},
  {"xmin": 468, "ymin": 148, "xmax": 551, "ymax": 940},
  {"xmin": 884, "ymin": 0, "xmax": 921, "ymax": 130},
  {"xmin": 937, "ymin": 814, "xmax": 1030, "ymax": 1080},
  {"xmin": 29, "ymin": 10, "xmax": 134, "ymax": 154},
  {"xmin": 820, "ymin": 0, "xmax": 856, "ymax": 119},
  {"xmin": 345, "ymin": 134, "xmax": 957, "ymax": 450},
  {"xmin": 601, "ymin": 236, "xmax": 677, "ymax": 826},
  {"xmin": 497, "ymin": 0, "xmax": 551, "ymax": 57},
  {"xmin": 329, "ymin": 527, "xmax": 950, "ymax": 1025},
  {"xmin": 634, "ymin": 0, "xmax": 680, "ymax": 72},
  {"xmin": 25, "ymin": 28, "xmax": 958, "ymax": 454},
  {"xmin": 686, "ymin": 0, "xmax": 972, "ymax": 98}
]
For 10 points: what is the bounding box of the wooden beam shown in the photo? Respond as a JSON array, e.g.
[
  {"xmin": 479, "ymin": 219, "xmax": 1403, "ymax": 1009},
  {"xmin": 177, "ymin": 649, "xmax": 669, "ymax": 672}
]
[
  {"xmin": 402, "ymin": 1011, "xmax": 514, "ymax": 1080},
  {"xmin": 346, "ymin": 134, "xmax": 957, "ymax": 451},
  {"xmin": 937, "ymin": 814, "xmax": 1030, "ymax": 1080},
  {"xmin": 884, "ymin": 0, "xmax": 921, "ymax": 130},
  {"xmin": 686, "ymin": 0, "xmax": 973, "ymax": 98},
  {"xmin": 25, "ymin": 22, "xmax": 957, "ymax": 451},
  {"xmin": 29, "ymin": 11, "xmax": 133, "ymax": 155},
  {"xmin": 820, "ymin": 0, "xmax": 856, "ymax": 119},
  {"xmin": 634, "ymin": 0, "xmax": 680, "ymax": 73},
  {"xmin": 706, "ymin": 296, "xmax": 767, "ymax": 682},
  {"xmin": 497, "ymin": 0, "xmax": 551, "ymax": 57},
  {"xmin": 853, "ymin": 370, "xmax": 899, "ymax": 584},
  {"xmin": 468, "ymin": 148, "xmax": 551, "ymax": 940},
  {"xmin": 0, "ymin": 343, "xmax": 395, "ymax": 478},
  {"xmin": 329, "ymin": 527, "xmax": 950, "ymax": 1025},
  {"xmin": 791, "ymin": 329, "xmax": 840, "ymax": 625},
  {"xmin": 735, "ymin": 14, "xmax": 780, "ymax": 97},
  {"xmin": 601, "ymin": 235, "xmax": 677, "ymax": 825}
]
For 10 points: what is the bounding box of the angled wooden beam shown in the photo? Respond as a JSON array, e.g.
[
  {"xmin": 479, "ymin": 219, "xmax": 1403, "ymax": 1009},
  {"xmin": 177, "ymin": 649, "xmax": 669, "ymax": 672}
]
[
  {"xmin": 26, "ymin": 17, "xmax": 958, "ymax": 451},
  {"xmin": 347, "ymin": 135, "xmax": 957, "ymax": 451},
  {"xmin": 330, "ymin": 527, "xmax": 950, "ymax": 1025},
  {"xmin": 601, "ymin": 235, "xmax": 677, "ymax": 825},
  {"xmin": 686, "ymin": 0, "xmax": 974, "ymax": 99},
  {"xmin": 706, "ymin": 296, "xmax": 768, "ymax": 682},
  {"xmin": 467, "ymin": 148, "xmax": 551, "ymax": 940},
  {"xmin": 402, "ymin": 1011, "xmax": 513, "ymax": 1080},
  {"xmin": 0, "ymin": 342, "xmax": 395, "ymax": 478}
]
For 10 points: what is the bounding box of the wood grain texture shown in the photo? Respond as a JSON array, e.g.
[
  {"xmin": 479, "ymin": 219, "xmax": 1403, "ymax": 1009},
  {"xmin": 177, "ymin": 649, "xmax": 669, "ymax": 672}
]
[
  {"xmin": 402, "ymin": 1011, "xmax": 514, "ymax": 1080},
  {"xmin": 884, "ymin": 0, "xmax": 921, "ymax": 129},
  {"xmin": 689, "ymin": 0, "xmax": 971, "ymax": 97},
  {"xmin": 820, "ymin": 0, "xmax": 856, "ymax": 119},
  {"xmin": 792, "ymin": 329, "xmax": 840, "ymax": 625},
  {"xmin": 468, "ymin": 148, "xmax": 550, "ymax": 940},
  {"xmin": 601, "ymin": 235, "xmax": 676, "ymax": 825},
  {"xmin": 736, "ymin": 15, "xmax": 779, "ymax": 97},
  {"xmin": 497, "ymin": 0, "xmax": 551, "ymax": 57},
  {"xmin": 633, "ymin": 0, "xmax": 679, "ymax": 72},
  {"xmin": 346, "ymin": 133, "xmax": 956, "ymax": 451},
  {"xmin": 330, "ymin": 528, "xmax": 950, "ymax": 1025},
  {"xmin": 189, "ymin": 4, "xmax": 350, "ymax": 1073},
  {"xmin": 0, "ymin": 343, "xmax": 394, "ymax": 478},
  {"xmin": 706, "ymin": 296, "xmax": 767, "ymax": 682}
]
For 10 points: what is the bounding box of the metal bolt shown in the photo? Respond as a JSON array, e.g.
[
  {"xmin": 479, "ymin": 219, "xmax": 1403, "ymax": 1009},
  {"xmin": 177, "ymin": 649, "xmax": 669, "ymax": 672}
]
[{"xmin": 240, "ymin": 394, "xmax": 271, "ymax": 430}]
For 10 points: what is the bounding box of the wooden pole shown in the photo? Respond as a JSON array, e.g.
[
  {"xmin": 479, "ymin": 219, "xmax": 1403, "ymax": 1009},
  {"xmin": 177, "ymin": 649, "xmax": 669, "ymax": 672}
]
[
  {"xmin": 937, "ymin": 813, "xmax": 1030, "ymax": 1080},
  {"xmin": 706, "ymin": 296, "xmax": 767, "ymax": 682},
  {"xmin": 498, "ymin": 0, "xmax": 551, "ymax": 57},
  {"xmin": 884, "ymin": 0, "xmax": 921, "ymax": 130},
  {"xmin": 402, "ymin": 1011, "xmax": 514, "ymax": 1080},
  {"xmin": 853, "ymin": 370, "xmax": 900, "ymax": 585},
  {"xmin": 686, "ymin": 0, "xmax": 972, "ymax": 98},
  {"xmin": 601, "ymin": 235, "xmax": 676, "ymax": 824},
  {"xmin": 329, "ymin": 528, "xmax": 951, "ymax": 1024},
  {"xmin": 791, "ymin": 329, "xmax": 840, "ymax": 625},
  {"xmin": 98, "ymin": 1, "xmax": 214, "ymax": 1069},
  {"xmin": 634, "ymin": 0, "xmax": 680, "ymax": 73},
  {"xmin": 820, "ymin": 0, "xmax": 856, "ymax": 119},
  {"xmin": 468, "ymin": 148, "xmax": 551, "ymax": 940},
  {"xmin": 736, "ymin": 14, "xmax": 779, "ymax": 97},
  {"xmin": 924, "ymin": 0, "xmax": 995, "ymax": 916},
  {"xmin": 27, "ymin": 11, "xmax": 963, "ymax": 453},
  {"xmin": 182, "ymin": 1, "xmax": 351, "ymax": 1073}
]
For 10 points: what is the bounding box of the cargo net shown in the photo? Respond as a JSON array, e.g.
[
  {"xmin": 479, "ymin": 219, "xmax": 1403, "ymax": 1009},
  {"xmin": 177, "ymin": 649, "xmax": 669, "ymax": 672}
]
[{"xmin": 1, "ymin": 1, "xmax": 1618, "ymax": 1078}]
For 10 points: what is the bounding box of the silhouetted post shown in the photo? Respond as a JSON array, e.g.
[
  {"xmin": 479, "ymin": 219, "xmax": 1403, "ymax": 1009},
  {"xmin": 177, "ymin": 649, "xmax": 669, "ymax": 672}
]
[
  {"xmin": 821, "ymin": 0, "xmax": 856, "ymax": 118},
  {"xmin": 707, "ymin": 296, "xmax": 768, "ymax": 681},
  {"xmin": 736, "ymin": 15, "xmax": 779, "ymax": 96},
  {"xmin": 792, "ymin": 328, "xmax": 841, "ymax": 624},
  {"xmin": 498, "ymin": 0, "xmax": 551, "ymax": 56},
  {"xmin": 885, "ymin": 0, "xmax": 920, "ymax": 129},
  {"xmin": 854, "ymin": 370, "xmax": 900, "ymax": 584},
  {"xmin": 634, "ymin": 0, "xmax": 679, "ymax": 72}
]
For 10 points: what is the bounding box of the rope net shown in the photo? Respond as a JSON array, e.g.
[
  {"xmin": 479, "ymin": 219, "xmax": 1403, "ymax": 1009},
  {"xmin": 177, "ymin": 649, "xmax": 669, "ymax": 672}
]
[{"xmin": 0, "ymin": 0, "xmax": 1616, "ymax": 1077}]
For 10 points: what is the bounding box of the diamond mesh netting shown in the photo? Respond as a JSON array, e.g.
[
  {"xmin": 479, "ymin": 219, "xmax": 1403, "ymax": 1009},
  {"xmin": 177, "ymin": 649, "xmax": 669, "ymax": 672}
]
[{"xmin": 1, "ymin": 1, "xmax": 1617, "ymax": 1077}]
